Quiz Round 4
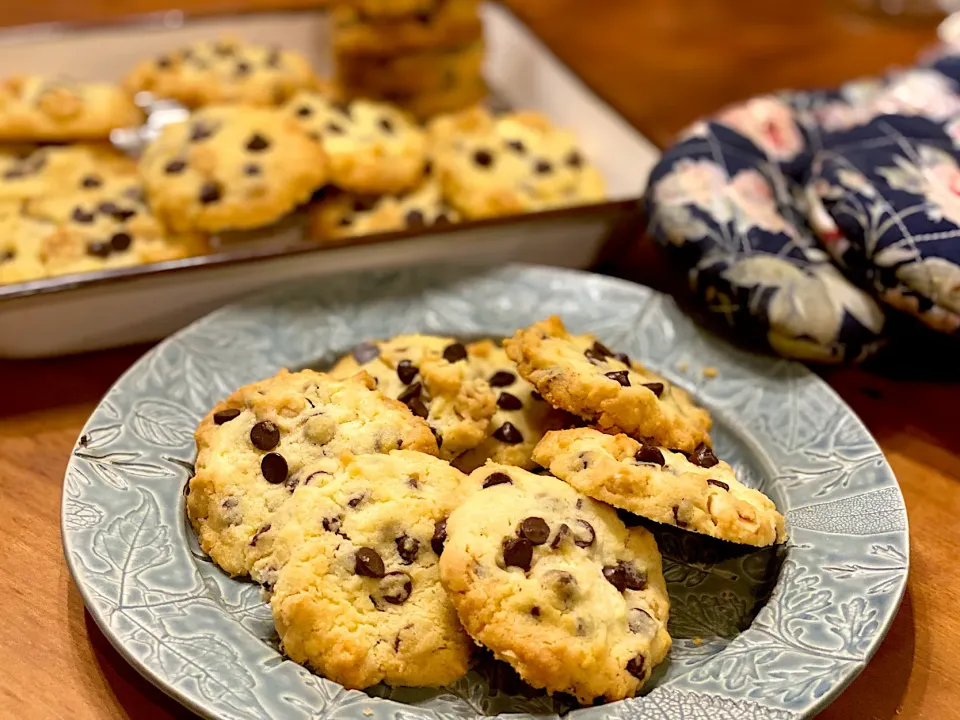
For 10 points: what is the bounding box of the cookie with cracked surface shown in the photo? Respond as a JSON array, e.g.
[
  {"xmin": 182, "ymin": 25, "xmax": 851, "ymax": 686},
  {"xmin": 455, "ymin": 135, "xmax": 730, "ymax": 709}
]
[
  {"xmin": 254, "ymin": 450, "xmax": 473, "ymax": 688},
  {"xmin": 0, "ymin": 76, "xmax": 141, "ymax": 142},
  {"xmin": 533, "ymin": 428, "xmax": 786, "ymax": 546},
  {"xmin": 504, "ymin": 316, "xmax": 712, "ymax": 451},
  {"xmin": 308, "ymin": 178, "xmax": 457, "ymax": 241},
  {"xmin": 374, "ymin": 73, "xmax": 486, "ymax": 121},
  {"xmin": 124, "ymin": 36, "xmax": 319, "ymax": 108},
  {"xmin": 140, "ymin": 105, "xmax": 327, "ymax": 232},
  {"xmin": 187, "ymin": 369, "xmax": 438, "ymax": 577},
  {"xmin": 284, "ymin": 92, "xmax": 427, "ymax": 194},
  {"xmin": 331, "ymin": 335, "xmax": 496, "ymax": 460},
  {"xmin": 439, "ymin": 464, "xmax": 671, "ymax": 703},
  {"xmin": 0, "ymin": 144, "xmax": 137, "ymax": 202},
  {"xmin": 433, "ymin": 109, "xmax": 605, "ymax": 219},
  {"xmin": 332, "ymin": 0, "xmax": 482, "ymax": 56},
  {"xmin": 336, "ymin": 41, "xmax": 485, "ymax": 95},
  {"xmin": 453, "ymin": 339, "xmax": 581, "ymax": 472}
]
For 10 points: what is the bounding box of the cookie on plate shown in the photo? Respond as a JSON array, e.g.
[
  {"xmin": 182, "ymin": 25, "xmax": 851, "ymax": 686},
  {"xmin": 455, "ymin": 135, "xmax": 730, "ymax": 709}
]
[
  {"xmin": 254, "ymin": 450, "xmax": 473, "ymax": 688},
  {"xmin": 187, "ymin": 369, "xmax": 438, "ymax": 577},
  {"xmin": 0, "ymin": 202, "xmax": 49, "ymax": 284},
  {"xmin": 124, "ymin": 37, "xmax": 319, "ymax": 108},
  {"xmin": 285, "ymin": 92, "xmax": 427, "ymax": 194},
  {"xmin": 433, "ymin": 109, "xmax": 605, "ymax": 218},
  {"xmin": 533, "ymin": 428, "xmax": 786, "ymax": 546},
  {"xmin": 308, "ymin": 178, "xmax": 457, "ymax": 241},
  {"xmin": 439, "ymin": 464, "xmax": 672, "ymax": 703},
  {"xmin": 140, "ymin": 105, "xmax": 327, "ymax": 232},
  {"xmin": 504, "ymin": 316, "xmax": 712, "ymax": 452},
  {"xmin": 331, "ymin": 335, "xmax": 496, "ymax": 460},
  {"xmin": 0, "ymin": 76, "xmax": 141, "ymax": 142},
  {"xmin": 336, "ymin": 41, "xmax": 485, "ymax": 95},
  {"xmin": 0, "ymin": 144, "xmax": 137, "ymax": 202},
  {"xmin": 453, "ymin": 339, "xmax": 580, "ymax": 472},
  {"xmin": 332, "ymin": 0, "xmax": 483, "ymax": 56},
  {"xmin": 375, "ymin": 74, "xmax": 487, "ymax": 121}
]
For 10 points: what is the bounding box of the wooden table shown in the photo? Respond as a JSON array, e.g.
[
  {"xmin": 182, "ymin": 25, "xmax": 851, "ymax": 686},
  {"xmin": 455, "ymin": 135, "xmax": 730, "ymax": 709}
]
[{"xmin": 1, "ymin": 1, "xmax": 958, "ymax": 718}]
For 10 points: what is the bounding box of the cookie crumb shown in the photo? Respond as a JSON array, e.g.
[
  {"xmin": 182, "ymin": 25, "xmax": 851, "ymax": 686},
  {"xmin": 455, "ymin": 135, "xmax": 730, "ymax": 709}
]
[
  {"xmin": 703, "ymin": 366, "xmax": 718, "ymax": 378},
  {"xmin": 677, "ymin": 361, "xmax": 689, "ymax": 371},
  {"xmin": 692, "ymin": 637, "xmax": 703, "ymax": 646},
  {"xmin": 363, "ymin": 709, "xmax": 374, "ymax": 717}
]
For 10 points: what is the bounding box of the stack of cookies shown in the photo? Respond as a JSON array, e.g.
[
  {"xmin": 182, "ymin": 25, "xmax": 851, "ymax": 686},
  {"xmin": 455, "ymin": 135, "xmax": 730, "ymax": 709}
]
[
  {"xmin": 186, "ymin": 316, "xmax": 787, "ymax": 702},
  {"xmin": 331, "ymin": 0, "xmax": 486, "ymax": 120}
]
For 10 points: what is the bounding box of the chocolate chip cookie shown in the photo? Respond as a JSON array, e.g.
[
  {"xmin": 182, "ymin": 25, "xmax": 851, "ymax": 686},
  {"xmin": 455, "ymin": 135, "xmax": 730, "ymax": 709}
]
[
  {"xmin": 125, "ymin": 36, "xmax": 319, "ymax": 108},
  {"xmin": 336, "ymin": 41, "xmax": 485, "ymax": 96},
  {"xmin": 0, "ymin": 76, "xmax": 141, "ymax": 141},
  {"xmin": 504, "ymin": 316, "xmax": 712, "ymax": 451},
  {"xmin": 0, "ymin": 201, "xmax": 49, "ymax": 284},
  {"xmin": 140, "ymin": 105, "xmax": 327, "ymax": 232},
  {"xmin": 331, "ymin": 335, "xmax": 496, "ymax": 461},
  {"xmin": 372, "ymin": 74, "xmax": 487, "ymax": 121},
  {"xmin": 187, "ymin": 369, "xmax": 438, "ymax": 577},
  {"xmin": 332, "ymin": 0, "xmax": 483, "ymax": 56},
  {"xmin": 0, "ymin": 144, "xmax": 137, "ymax": 203},
  {"xmin": 285, "ymin": 92, "xmax": 428, "ymax": 194},
  {"xmin": 533, "ymin": 428, "xmax": 786, "ymax": 546},
  {"xmin": 439, "ymin": 464, "xmax": 672, "ymax": 703},
  {"xmin": 253, "ymin": 450, "xmax": 473, "ymax": 688}
]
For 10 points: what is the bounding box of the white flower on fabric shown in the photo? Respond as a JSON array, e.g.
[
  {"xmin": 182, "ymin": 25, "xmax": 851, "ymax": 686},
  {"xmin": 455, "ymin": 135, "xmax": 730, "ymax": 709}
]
[
  {"xmin": 713, "ymin": 97, "xmax": 806, "ymax": 162},
  {"xmin": 811, "ymin": 102, "xmax": 871, "ymax": 133},
  {"xmin": 879, "ymin": 145, "xmax": 960, "ymax": 226},
  {"xmin": 871, "ymin": 69, "xmax": 960, "ymax": 121},
  {"xmin": 804, "ymin": 182, "xmax": 852, "ymax": 261},
  {"xmin": 945, "ymin": 117, "xmax": 960, "ymax": 149},
  {"xmin": 896, "ymin": 255, "xmax": 960, "ymax": 315},
  {"xmin": 728, "ymin": 169, "xmax": 796, "ymax": 236},
  {"xmin": 836, "ymin": 168, "xmax": 877, "ymax": 198}
]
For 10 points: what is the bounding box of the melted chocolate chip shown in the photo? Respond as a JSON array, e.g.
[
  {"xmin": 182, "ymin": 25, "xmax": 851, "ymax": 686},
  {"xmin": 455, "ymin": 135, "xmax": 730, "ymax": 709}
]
[
  {"xmin": 246, "ymin": 133, "xmax": 270, "ymax": 152},
  {"xmin": 643, "ymin": 382, "xmax": 665, "ymax": 397},
  {"xmin": 404, "ymin": 209, "xmax": 425, "ymax": 227},
  {"xmin": 80, "ymin": 175, "xmax": 102, "ymax": 189},
  {"xmin": 378, "ymin": 571, "xmax": 412, "ymax": 604},
  {"xmin": 86, "ymin": 241, "xmax": 111, "ymax": 258},
  {"xmin": 707, "ymin": 478, "xmax": 730, "ymax": 491},
  {"xmin": 672, "ymin": 505, "xmax": 687, "ymax": 528},
  {"xmin": 430, "ymin": 426, "xmax": 443, "ymax": 448},
  {"xmin": 112, "ymin": 208, "xmax": 136, "ymax": 222},
  {"xmin": 602, "ymin": 564, "xmax": 628, "ymax": 592},
  {"xmin": 628, "ymin": 607, "xmax": 656, "ymax": 635},
  {"xmin": 605, "ymin": 370, "xmax": 630, "ymax": 387},
  {"xmin": 260, "ymin": 453, "xmax": 288, "ymax": 484},
  {"xmin": 322, "ymin": 515, "xmax": 342, "ymax": 533},
  {"xmin": 72, "ymin": 207, "xmax": 94, "ymax": 223},
  {"xmin": 518, "ymin": 517, "xmax": 550, "ymax": 545},
  {"xmin": 530, "ymin": 391, "xmax": 544, "ymax": 402},
  {"xmin": 156, "ymin": 55, "xmax": 171, "ymax": 69},
  {"xmin": 296, "ymin": 105, "xmax": 313, "ymax": 117},
  {"xmin": 243, "ymin": 162, "xmax": 261, "ymax": 176},
  {"xmin": 483, "ymin": 471, "xmax": 512, "ymax": 488},
  {"xmin": 355, "ymin": 547, "xmax": 385, "ymax": 578},
  {"xmin": 502, "ymin": 537, "xmax": 533, "ymax": 571},
  {"xmin": 325, "ymin": 121, "xmax": 345, "ymax": 135},
  {"xmin": 626, "ymin": 655, "xmax": 646, "ymax": 679},
  {"xmin": 347, "ymin": 493, "xmax": 366, "ymax": 508},
  {"xmin": 431, "ymin": 518, "xmax": 447, "ymax": 555},
  {"xmin": 550, "ymin": 523, "xmax": 570, "ymax": 548},
  {"xmin": 395, "ymin": 535, "xmax": 420, "ymax": 564},
  {"xmin": 473, "ymin": 149, "xmax": 494, "ymax": 167},
  {"xmin": 530, "ymin": 606, "xmax": 541, "ymax": 617},
  {"xmin": 493, "ymin": 422, "xmax": 523, "ymax": 444},
  {"xmin": 506, "ymin": 139, "xmax": 525, "ymax": 154},
  {"xmin": 249, "ymin": 523, "xmax": 271, "ymax": 546},
  {"xmin": 534, "ymin": 159, "xmax": 553, "ymax": 174},
  {"xmin": 250, "ymin": 421, "xmax": 280, "ymax": 451},
  {"xmin": 235, "ymin": 61, "xmax": 251, "ymax": 76},
  {"xmin": 622, "ymin": 562, "xmax": 647, "ymax": 590},
  {"xmin": 164, "ymin": 159, "xmax": 187, "ymax": 175},
  {"xmin": 489, "ymin": 370, "xmax": 515, "ymax": 387},
  {"xmin": 442, "ymin": 342, "xmax": 467, "ymax": 362},
  {"xmin": 378, "ymin": 117, "xmax": 394, "ymax": 133},
  {"xmin": 213, "ymin": 408, "xmax": 241, "ymax": 426},
  {"xmin": 352, "ymin": 341, "xmax": 379, "ymax": 363},
  {"xmin": 98, "ymin": 201, "xmax": 119, "ymax": 216},
  {"xmin": 635, "ymin": 445, "xmax": 665, "ymax": 466},
  {"xmin": 567, "ymin": 151, "xmax": 583, "ymax": 168},
  {"xmin": 572, "ymin": 520, "xmax": 595, "ymax": 548},
  {"xmin": 497, "ymin": 392, "xmax": 523, "ymax": 411},
  {"xmin": 407, "ymin": 397, "xmax": 429, "ymax": 419},
  {"xmin": 190, "ymin": 122, "xmax": 215, "ymax": 142},
  {"xmin": 110, "ymin": 232, "xmax": 132, "ymax": 252},
  {"xmin": 396, "ymin": 359, "xmax": 418, "ymax": 384},
  {"xmin": 199, "ymin": 181, "xmax": 222, "ymax": 204},
  {"xmin": 592, "ymin": 340, "xmax": 614, "ymax": 358},
  {"xmin": 690, "ymin": 443, "xmax": 719, "ymax": 468},
  {"xmin": 398, "ymin": 380, "xmax": 422, "ymax": 405},
  {"xmin": 545, "ymin": 569, "xmax": 578, "ymax": 604},
  {"xmin": 0, "ymin": 250, "xmax": 12, "ymax": 262}
]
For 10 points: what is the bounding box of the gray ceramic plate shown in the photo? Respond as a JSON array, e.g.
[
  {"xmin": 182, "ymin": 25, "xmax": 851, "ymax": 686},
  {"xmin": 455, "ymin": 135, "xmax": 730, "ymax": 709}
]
[{"xmin": 61, "ymin": 264, "xmax": 908, "ymax": 720}]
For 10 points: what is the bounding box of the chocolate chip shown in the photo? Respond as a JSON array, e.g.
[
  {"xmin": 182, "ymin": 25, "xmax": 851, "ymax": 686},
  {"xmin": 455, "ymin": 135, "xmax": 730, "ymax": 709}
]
[
  {"xmin": 430, "ymin": 426, "xmax": 443, "ymax": 448},
  {"xmin": 355, "ymin": 547, "xmax": 385, "ymax": 578},
  {"xmin": 635, "ymin": 445, "xmax": 665, "ymax": 466},
  {"xmin": 199, "ymin": 181, "xmax": 222, "ymax": 204},
  {"xmin": 572, "ymin": 520, "xmax": 595, "ymax": 547},
  {"xmin": 407, "ymin": 397, "xmax": 428, "ymax": 419},
  {"xmin": 483, "ymin": 471, "xmax": 512, "ymax": 488},
  {"xmin": 396, "ymin": 535, "xmax": 420, "ymax": 564},
  {"xmin": 249, "ymin": 523, "xmax": 271, "ymax": 546},
  {"xmin": 243, "ymin": 162, "xmax": 261, "ymax": 176},
  {"xmin": 283, "ymin": 474, "xmax": 300, "ymax": 492},
  {"xmin": 86, "ymin": 241, "xmax": 111, "ymax": 258},
  {"xmin": 672, "ymin": 505, "xmax": 687, "ymax": 528},
  {"xmin": 164, "ymin": 159, "xmax": 187, "ymax": 174},
  {"xmin": 534, "ymin": 159, "xmax": 553, "ymax": 174},
  {"xmin": 605, "ymin": 370, "xmax": 630, "ymax": 387},
  {"xmin": 643, "ymin": 382, "xmax": 664, "ymax": 398},
  {"xmin": 603, "ymin": 564, "xmax": 628, "ymax": 592},
  {"xmin": 402, "ymin": 208, "xmax": 430, "ymax": 229},
  {"xmin": 72, "ymin": 207, "xmax": 94, "ymax": 223},
  {"xmin": 266, "ymin": 48, "xmax": 282, "ymax": 68},
  {"xmin": 378, "ymin": 571, "xmax": 412, "ymax": 604},
  {"xmin": 406, "ymin": 476, "xmax": 419, "ymax": 489},
  {"xmin": 325, "ymin": 121, "xmax": 344, "ymax": 135},
  {"xmin": 628, "ymin": 608, "xmax": 656, "ymax": 635},
  {"xmin": 296, "ymin": 105, "xmax": 313, "ymax": 117},
  {"xmin": 707, "ymin": 478, "xmax": 730, "ymax": 491},
  {"xmin": 614, "ymin": 352, "xmax": 631, "ymax": 365},
  {"xmin": 398, "ymin": 380, "xmax": 422, "ymax": 405},
  {"xmin": 112, "ymin": 208, "xmax": 136, "ymax": 222},
  {"xmin": 322, "ymin": 515, "xmax": 342, "ymax": 533},
  {"xmin": 690, "ymin": 443, "xmax": 719, "ymax": 468},
  {"xmin": 434, "ymin": 211, "xmax": 452, "ymax": 224},
  {"xmin": 545, "ymin": 569, "xmax": 578, "ymax": 604},
  {"xmin": 331, "ymin": 100, "xmax": 353, "ymax": 118},
  {"xmin": 352, "ymin": 196, "xmax": 377, "ymax": 212},
  {"xmin": 352, "ymin": 341, "xmax": 379, "ymax": 363},
  {"xmin": 622, "ymin": 562, "xmax": 647, "ymax": 590},
  {"xmin": 124, "ymin": 186, "xmax": 145, "ymax": 203},
  {"xmin": 431, "ymin": 518, "xmax": 447, "ymax": 555},
  {"xmin": 396, "ymin": 359, "xmax": 418, "ymax": 384},
  {"xmin": 567, "ymin": 151, "xmax": 583, "ymax": 168},
  {"xmin": 80, "ymin": 174, "xmax": 102, "ymax": 188},
  {"xmin": 3, "ymin": 168, "xmax": 24, "ymax": 180},
  {"xmin": 190, "ymin": 122, "xmax": 215, "ymax": 142},
  {"xmin": 246, "ymin": 133, "xmax": 270, "ymax": 152},
  {"xmin": 502, "ymin": 537, "xmax": 533, "ymax": 570},
  {"xmin": 592, "ymin": 341, "xmax": 613, "ymax": 358},
  {"xmin": 530, "ymin": 391, "xmax": 544, "ymax": 402},
  {"xmin": 235, "ymin": 61, "xmax": 251, "ymax": 76},
  {"xmin": 473, "ymin": 149, "xmax": 493, "ymax": 167},
  {"xmin": 0, "ymin": 250, "xmax": 12, "ymax": 262},
  {"xmin": 423, "ymin": 160, "xmax": 433, "ymax": 175},
  {"xmin": 489, "ymin": 370, "xmax": 515, "ymax": 387},
  {"xmin": 622, "ymin": 656, "xmax": 646, "ymax": 683},
  {"xmin": 347, "ymin": 493, "xmax": 366, "ymax": 508},
  {"xmin": 497, "ymin": 392, "xmax": 523, "ymax": 411},
  {"xmin": 156, "ymin": 55, "xmax": 171, "ymax": 69},
  {"xmin": 378, "ymin": 117, "xmax": 394, "ymax": 133},
  {"xmin": 493, "ymin": 422, "xmax": 523, "ymax": 444},
  {"xmin": 506, "ymin": 139, "xmax": 525, "ymax": 154},
  {"xmin": 261, "ymin": 452, "xmax": 288, "ymax": 484},
  {"xmin": 442, "ymin": 342, "xmax": 467, "ymax": 362},
  {"xmin": 250, "ymin": 420, "xmax": 280, "ymax": 451},
  {"xmin": 530, "ymin": 606, "xmax": 541, "ymax": 617},
  {"xmin": 98, "ymin": 201, "xmax": 119, "ymax": 216},
  {"xmin": 550, "ymin": 523, "xmax": 570, "ymax": 548},
  {"xmin": 110, "ymin": 232, "xmax": 132, "ymax": 252},
  {"xmin": 518, "ymin": 517, "xmax": 550, "ymax": 545}
]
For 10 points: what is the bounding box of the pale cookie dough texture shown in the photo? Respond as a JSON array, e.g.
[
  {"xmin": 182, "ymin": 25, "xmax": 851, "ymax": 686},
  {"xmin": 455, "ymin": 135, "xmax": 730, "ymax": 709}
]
[
  {"xmin": 504, "ymin": 316, "xmax": 712, "ymax": 452},
  {"xmin": 255, "ymin": 451, "xmax": 473, "ymax": 689},
  {"xmin": 187, "ymin": 369, "xmax": 438, "ymax": 577},
  {"xmin": 533, "ymin": 428, "xmax": 787, "ymax": 547},
  {"xmin": 140, "ymin": 105, "xmax": 327, "ymax": 232},
  {"xmin": 331, "ymin": 335, "xmax": 496, "ymax": 460},
  {"xmin": 439, "ymin": 464, "xmax": 672, "ymax": 703}
]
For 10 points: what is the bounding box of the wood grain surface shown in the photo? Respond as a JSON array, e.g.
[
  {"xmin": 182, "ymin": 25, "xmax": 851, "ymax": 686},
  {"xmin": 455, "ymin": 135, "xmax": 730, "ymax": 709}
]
[{"xmin": 0, "ymin": 1, "xmax": 957, "ymax": 719}]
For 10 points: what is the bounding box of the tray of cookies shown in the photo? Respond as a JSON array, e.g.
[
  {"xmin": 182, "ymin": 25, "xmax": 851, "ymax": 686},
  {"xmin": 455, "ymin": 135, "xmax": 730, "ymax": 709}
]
[{"xmin": 0, "ymin": 3, "xmax": 658, "ymax": 358}]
